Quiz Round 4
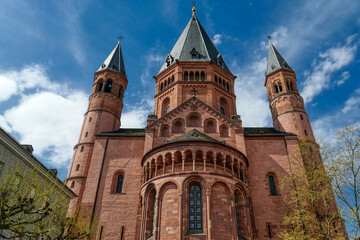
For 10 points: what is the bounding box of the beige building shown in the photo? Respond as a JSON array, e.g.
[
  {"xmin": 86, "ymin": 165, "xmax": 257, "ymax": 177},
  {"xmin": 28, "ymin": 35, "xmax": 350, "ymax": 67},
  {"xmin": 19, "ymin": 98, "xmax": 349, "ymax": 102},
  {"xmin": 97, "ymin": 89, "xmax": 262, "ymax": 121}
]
[{"xmin": 0, "ymin": 127, "xmax": 76, "ymax": 238}]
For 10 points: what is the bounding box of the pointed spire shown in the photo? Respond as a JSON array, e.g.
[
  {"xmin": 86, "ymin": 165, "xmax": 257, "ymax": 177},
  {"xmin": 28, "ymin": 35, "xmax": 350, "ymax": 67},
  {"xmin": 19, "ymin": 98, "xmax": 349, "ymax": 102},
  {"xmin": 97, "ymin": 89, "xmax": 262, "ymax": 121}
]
[
  {"xmin": 97, "ymin": 41, "xmax": 127, "ymax": 78},
  {"xmin": 158, "ymin": 12, "xmax": 231, "ymax": 74},
  {"xmin": 266, "ymin": 42, "xmax": 292, "ymax": 76}
]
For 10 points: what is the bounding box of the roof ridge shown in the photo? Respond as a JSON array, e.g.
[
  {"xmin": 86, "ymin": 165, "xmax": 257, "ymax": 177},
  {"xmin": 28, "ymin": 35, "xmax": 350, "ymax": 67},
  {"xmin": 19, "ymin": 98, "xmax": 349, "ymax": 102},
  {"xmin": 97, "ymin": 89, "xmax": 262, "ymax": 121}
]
[{"xmin": 194, "ymin": 14, "xmax": 210, "ymax": 61}]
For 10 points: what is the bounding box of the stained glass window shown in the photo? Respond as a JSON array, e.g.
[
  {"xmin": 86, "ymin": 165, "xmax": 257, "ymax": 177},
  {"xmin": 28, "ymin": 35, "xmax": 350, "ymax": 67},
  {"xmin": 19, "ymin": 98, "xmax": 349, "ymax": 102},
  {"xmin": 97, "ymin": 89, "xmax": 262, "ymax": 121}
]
[{"xmin": 189, "ymin": 185, "xmax": 203, "ymax": 234}]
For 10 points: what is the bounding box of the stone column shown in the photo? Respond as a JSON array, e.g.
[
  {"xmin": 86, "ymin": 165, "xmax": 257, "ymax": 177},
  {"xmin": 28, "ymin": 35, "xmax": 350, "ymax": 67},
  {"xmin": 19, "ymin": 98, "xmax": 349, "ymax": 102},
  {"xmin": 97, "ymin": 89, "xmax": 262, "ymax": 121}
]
[
  {"xmin": 172, "ymin": 157, "xmax": 175, "ymax": 173},
  {"xmin": 237, "ymin": 163, "xmax": 241, "ymax": 180},
  {"xmin": 192, "ymin": 155, "xmax": 196, "ymax": 171},
  {"xmin": 155, "ymin": 160, "xmax": 158, "ymax": 177},
  {"xmin": 223, "ymin": 159, "xmax": 226, "ymax": 174},
  {"xmin": 231, "ymin": 159, "xmax": 234, "ymax": 177},
  {"xmin": 203, "ymin": 157, "xmax": 206, "ymax": 172},
  {"xmin": 153, "ymin": 195, "xmax": 159, "ymax": 239},
  {"xmin": 213, "ymin": 156, "xmax": 217, "ymax": 172},
  {"xmin": 149, "ymin": 162, "xmax": 152, "ymax": 179},
  {"xmin": 182, "ymin": 156, "xmax": 185, "ymax": 171},
  {"xmin": 163, "ymin": 158, "xmax": 166, "ymax": 175}
]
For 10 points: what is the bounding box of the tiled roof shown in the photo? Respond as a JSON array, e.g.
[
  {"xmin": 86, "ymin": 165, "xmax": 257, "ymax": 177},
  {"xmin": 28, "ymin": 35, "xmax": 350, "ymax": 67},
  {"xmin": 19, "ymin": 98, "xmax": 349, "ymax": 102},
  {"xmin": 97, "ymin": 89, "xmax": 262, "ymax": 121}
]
[
  {"xmin": 96, "ymin": 41, "xmax": 127, "ymax": 78},
  {"xmin": 265, "ymin": 42, "xmax": 293, "ymax": 76},
  {"xmin": 244, "ymin": 127, "xmax": 296, "ymax": 137}
]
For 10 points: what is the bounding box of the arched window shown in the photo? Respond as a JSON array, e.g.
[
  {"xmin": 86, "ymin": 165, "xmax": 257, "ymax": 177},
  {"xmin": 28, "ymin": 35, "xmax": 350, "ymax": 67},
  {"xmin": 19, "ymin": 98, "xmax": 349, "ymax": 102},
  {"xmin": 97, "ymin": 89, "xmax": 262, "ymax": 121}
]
[
  {"xmin": 220, "ymin": 106, "xmax": 225, "ymax": 115},
  {"xmin": 189, "ymin": 185, "xmax": 203, "ymax": 234},
  {"xmin": 234, "ymin": 194, "xmax": 243, "ymax": 238},
  {"xmin": 215, "ymin": 75, "xmax": 218, "ymax": 84},
  {"xmin": 184, "ymin": 72, "xmax": 188, "ymax": 81},
  {"xmin": 145, "ymin": 188, "xmax": 156, "ymax": 239},
  {"xmin": 80, "ymin": 146, "xmax": 84, "ymax": 152},
  {"xmin": 162, "ymin": 97, "xmax": 170, "ymax": 116},
  {"xmin": 116, "ymin": 174, "xmax": 124, "ymax": 193},
  {"xmin": 97, "ymin": 82, "xmax": 103, "ymax": 92},
  {"xmin": 227, "ymin": 82, "xmax": 230, "ymax": 91},
  {"xmin": 222, "ymin": 80, "xmax": 226, "ymax": 88},
  {"xmin": 195, "ymin": 72, "xmax": 199, "ymax": 81},
  {"xmin": 190, "ymin": 72, "xmax": 194, "ymax": 81},
  {"xmin": 168, "ymin": 78, "xmax": 170, "ymax": 86},
  {"xmin": 269, "ymin": 175, "xmax": 277, "ymax": 195},
  {"xmin": 220, "ymin": 97, "xmax": 228, "ymax": 116},
  {"xmin": 89, "ymin": 117, "xmax": 92, "ymax": 122},
  {"xmin": 219, "ymin": 78, "xmax": 222, "ymax": 86},
  {"xmin": 278, "ymin": 83, "xmax": 283, "ymax": 92},
  {"xmin": 160, "ymin": 83, "xmax": 164, "ymax": 91},
  {"xmin": 171, "ymin": 75, "xmax": 174, "ymax": 83},
  {"xmin": 85, "ymin": 132, "xmax": 88, "ymax": 137},
  {"xmin": 274, "ymin": 84, "xmax": 279, "ymax": 93},
  {"xmin": 70, "ymin": 181, "xmax": 75, "ymax": 188},
  {"xmin": 75, "ymin": 164, "xmax": 80, "ymax": 171},
  {"xmin": 201, "ymin": 72, "xmax": 205, "ymax": 81},
  {"xmin": 104, "ymin": 80, "xmax": 112, "ymax": 93}
]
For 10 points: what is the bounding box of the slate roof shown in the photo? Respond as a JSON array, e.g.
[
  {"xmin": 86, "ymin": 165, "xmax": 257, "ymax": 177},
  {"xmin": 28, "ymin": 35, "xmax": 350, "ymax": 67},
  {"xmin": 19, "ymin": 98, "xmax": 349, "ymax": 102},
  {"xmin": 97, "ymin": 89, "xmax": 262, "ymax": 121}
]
[
  {"xmin": 97, "ymin": 128, "xmax": 145, "ymax": 137},
  {"xmin": 168, "ymin": 129, "xmax": 225, "ymax": 144},
  {"xmin": 158, "ymin": 12, "xmax": 231, "ymax": 74},
  {"xmin": 265, "ymin": 42, "xmax": 293, "ymax": 76},
  {"xmin": 96, "ymin": 41, "xmax": 127, "ymax": 78},
  {"xmin": 243, "ymin": 127, "xmax": 296, "ymax": 137}
]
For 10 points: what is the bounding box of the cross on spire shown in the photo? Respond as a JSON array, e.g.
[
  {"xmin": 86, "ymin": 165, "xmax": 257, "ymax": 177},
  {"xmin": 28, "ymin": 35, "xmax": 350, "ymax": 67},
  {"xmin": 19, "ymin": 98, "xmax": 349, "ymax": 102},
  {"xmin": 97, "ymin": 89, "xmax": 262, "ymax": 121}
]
[
  {"xmin": 192, "ymin": 1, "xmax": 197, "ymax": 7},
  {"xmin": 117, "ymin": 35, "xmax": 124, "ymax": 43},
  {"xmin": 190, "ymin": 87, "xmax": 198, "ymax": 97}
]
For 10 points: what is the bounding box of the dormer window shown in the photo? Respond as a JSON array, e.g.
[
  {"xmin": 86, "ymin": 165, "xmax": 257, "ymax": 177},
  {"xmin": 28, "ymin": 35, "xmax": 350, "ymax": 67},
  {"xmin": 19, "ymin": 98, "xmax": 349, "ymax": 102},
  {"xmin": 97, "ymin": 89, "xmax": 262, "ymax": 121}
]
[
  {"xmin": 190, "ymin": 48, "xmax": 199, "ymax": 59},
  {"xmin": 165, "ymin": 54, "xmax": 174, "ymax": 67},
  {"xmin": 217, "ymin": 54, "xmax": 224, "ymax": 68}
]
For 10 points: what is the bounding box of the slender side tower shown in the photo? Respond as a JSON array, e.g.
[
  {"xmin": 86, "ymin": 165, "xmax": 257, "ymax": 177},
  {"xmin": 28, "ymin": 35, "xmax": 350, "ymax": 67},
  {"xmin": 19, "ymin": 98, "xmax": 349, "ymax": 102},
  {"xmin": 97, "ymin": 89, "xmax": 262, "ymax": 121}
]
[
  {"xmin": 265, "ymin": 41, "xmax": 314, "ymax": 139},
  {"xmin": 66, "ymin": 41, "xmax": 128, "ymax": 214}
]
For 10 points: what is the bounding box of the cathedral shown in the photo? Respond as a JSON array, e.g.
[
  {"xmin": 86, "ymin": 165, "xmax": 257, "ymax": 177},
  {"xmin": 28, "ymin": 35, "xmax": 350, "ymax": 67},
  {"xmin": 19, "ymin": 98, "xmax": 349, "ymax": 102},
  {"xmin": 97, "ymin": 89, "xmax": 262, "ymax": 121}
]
[{"xmin": 66, "ymin": 6, "xmax": 326, "ymax": 240}]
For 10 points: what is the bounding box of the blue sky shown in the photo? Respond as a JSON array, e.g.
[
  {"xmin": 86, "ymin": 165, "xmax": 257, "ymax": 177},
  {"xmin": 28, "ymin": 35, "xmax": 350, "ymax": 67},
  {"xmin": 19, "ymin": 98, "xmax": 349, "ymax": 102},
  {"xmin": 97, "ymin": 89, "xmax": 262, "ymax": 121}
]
[{"xmin": 0, "ymin": 0, "xmax": 359, "ymax": 182}]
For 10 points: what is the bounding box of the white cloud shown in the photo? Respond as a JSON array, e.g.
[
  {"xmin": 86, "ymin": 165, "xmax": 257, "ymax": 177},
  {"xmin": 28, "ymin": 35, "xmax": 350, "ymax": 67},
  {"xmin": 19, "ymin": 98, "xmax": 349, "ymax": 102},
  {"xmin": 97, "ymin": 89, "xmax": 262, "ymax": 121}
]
[
  {"xmin": 140, "ymin": 52, "xmax": 164, "ymax": 85},
  {"xmin": 0, "ymin": 64, "xmax": 60, "ymax": 102},
  {"xmin": 313, "ymin": 88, "xmax": 360, "ymax": 141},
  {"xmin": 121, "ymin": 98, "xmax": 154, "ymax": 128},
  {"xmin": 342, "ymin": 89, "xmax": 360, "ymax": 113},
  {"xmin": 0, "ymin": 64, "xmax": 88, "ymax": 167},
  {"xmin": 233, "ymin": 57, "xmax": 272, "ymax": 127},
  {"xmin": 336, "ymin": 71, "xmax": 350, "ymax": 86},
  {"xmin": 213, "ymin": 34, "xmax": 222, "ymax": 46},
  {"xmin": 301, "ymin": 37, "xmax": 357, "ymax": 103}
]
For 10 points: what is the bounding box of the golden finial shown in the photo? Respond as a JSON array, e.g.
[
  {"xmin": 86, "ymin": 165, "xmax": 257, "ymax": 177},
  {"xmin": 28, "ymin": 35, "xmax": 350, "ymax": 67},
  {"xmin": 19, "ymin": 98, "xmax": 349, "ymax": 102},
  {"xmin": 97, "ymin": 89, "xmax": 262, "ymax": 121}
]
[
  {"xmin": 192, "ymin": 1, "xmax": 197, "ymax": 13},
  {"xmin": 266, "ymin": 35, "xmax": 272, "ymax": 43}
]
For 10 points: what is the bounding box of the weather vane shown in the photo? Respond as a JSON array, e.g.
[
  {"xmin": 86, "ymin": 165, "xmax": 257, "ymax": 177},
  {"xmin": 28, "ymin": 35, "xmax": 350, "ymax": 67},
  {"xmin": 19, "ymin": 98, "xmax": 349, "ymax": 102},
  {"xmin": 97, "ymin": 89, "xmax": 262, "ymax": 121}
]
[
  {"xmin": 117, "ymin": 35, "xmax": 124, "ymax": 43},
  {"xmin": 192, "ymin": 1, "xmax": 197, "ymax": 7},
  {"xmin": 266, "ymin": 35, "xmax": 272, "ymax": 42}
]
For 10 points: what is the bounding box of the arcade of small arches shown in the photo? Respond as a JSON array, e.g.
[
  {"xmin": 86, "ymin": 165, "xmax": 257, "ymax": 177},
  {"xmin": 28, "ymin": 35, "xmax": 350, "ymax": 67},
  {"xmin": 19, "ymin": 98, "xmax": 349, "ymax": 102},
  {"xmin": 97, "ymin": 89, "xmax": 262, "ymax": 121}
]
[
  {"xmin": 95, "ymin": 79, "xmax": 125, "ymax": 99},
  {"xmin": 158, "ymin": 71, "xmax": 232, "ymax": 93},
  {"xmin": 142, "ymin": 147, "xmax": 248, "ymax": 184},
  {"xmin": 158, "ymin": 114, "xmax": 230, "ymax": 137},
  {"xmin": 271, "ymin": 78, "xmax": 296, "ymax": 96},
  {"xmin": 140, "ymin": 176, "xmax": 252, "ymax": 240}
]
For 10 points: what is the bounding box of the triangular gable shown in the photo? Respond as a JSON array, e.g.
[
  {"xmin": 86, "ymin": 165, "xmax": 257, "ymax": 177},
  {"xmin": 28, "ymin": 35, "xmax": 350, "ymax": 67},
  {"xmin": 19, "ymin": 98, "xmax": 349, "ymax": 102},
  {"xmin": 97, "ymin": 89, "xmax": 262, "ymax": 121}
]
[{"xmin": 146, "ymin": 96, "xmax": 242, "ymax": 131}]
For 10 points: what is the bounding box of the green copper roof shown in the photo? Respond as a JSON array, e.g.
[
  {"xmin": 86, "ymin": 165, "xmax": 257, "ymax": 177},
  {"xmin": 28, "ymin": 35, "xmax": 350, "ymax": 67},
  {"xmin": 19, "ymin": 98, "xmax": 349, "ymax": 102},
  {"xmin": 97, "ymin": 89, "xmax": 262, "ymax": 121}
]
[
  {"xmin": 168, "ymin": 129, "xmax": 224, "ymax": 144},
  {"xmin": 97, "ymin": 41, "xmax": 127, "ymax": 78},
  {"xmin": 265, "ymin": 42, "xmax": 293, "ymax": 76},
  {"xmin": 158, "ymin": 13, "xmax": 231, "ymax": 74}
]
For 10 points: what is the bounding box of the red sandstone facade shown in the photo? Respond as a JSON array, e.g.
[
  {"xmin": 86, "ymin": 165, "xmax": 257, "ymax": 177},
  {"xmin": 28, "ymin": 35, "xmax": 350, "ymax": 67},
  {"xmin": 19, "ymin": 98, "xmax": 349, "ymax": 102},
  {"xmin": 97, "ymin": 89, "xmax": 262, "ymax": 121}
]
[{"xmin": 66, "ymin": 9, "xmax": 338, "ymax": 240}]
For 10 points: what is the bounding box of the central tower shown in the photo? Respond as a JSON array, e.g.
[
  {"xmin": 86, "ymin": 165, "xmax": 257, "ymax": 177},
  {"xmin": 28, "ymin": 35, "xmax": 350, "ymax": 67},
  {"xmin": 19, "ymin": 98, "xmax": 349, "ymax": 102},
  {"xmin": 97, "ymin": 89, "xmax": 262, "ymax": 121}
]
[{"xmin": 154, "ymin": 8, "xmax": 237, "ymax": 119}]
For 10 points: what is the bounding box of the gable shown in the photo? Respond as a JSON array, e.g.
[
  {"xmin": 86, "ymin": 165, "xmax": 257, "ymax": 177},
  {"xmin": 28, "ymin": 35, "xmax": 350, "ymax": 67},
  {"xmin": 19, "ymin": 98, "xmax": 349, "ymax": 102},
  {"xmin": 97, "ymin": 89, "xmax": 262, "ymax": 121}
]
[{"xmin": 146, "ymin": 97, "xmax": 243, "ymax": 148}]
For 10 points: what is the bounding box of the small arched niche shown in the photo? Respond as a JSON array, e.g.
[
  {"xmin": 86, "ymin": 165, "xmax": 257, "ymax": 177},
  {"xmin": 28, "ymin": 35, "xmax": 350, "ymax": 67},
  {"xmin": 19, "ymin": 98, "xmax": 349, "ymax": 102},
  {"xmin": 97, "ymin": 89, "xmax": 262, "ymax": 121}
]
[
  {"xmin": 160, "ymin": 124, "xmax": 170, "ymax": 137},
  {"xmin": 219, "ymin": 124, "xmax": 229, "ymax": 137},
  {"xmin": 204, "ymin": 118, "xmax": 217, "ymax": 133},
  {"xmin": 172, "ymin": 118, "xmax": 185, "ymax": 133},
  {"xmin": 186, "ymin": 112, "xmax": 202, "ymax": 127}
]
